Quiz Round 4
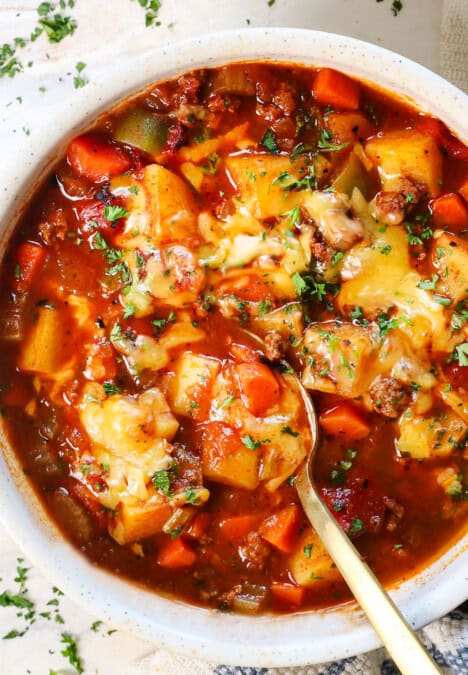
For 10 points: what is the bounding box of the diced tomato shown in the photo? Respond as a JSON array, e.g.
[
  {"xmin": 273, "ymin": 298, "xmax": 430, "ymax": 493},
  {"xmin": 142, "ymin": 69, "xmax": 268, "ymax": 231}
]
[
  {"xmin": 321, "ymin": 478, "xmax": 387, "ymax": 537},
  {"xmin": 185, "ymin": 512, "xmax": 210, "ymax": 541},
  {"xmin": 157, "ymin": 536, "xmax": 197, "ymax": 568},
  {"xmin": 319, "ymin": 402, "xmax": 371, "ymax": 441},
  {"xmin": 229, "ymin": 342, "xmax": 262, "ymax": 363},
  {"xmin": 313, "ymin": 68, "xmax": 360, "ymax": 111},
  {"xmin": 444, "ymin": 364, "xmax": 468, "ymax": 391},
  {"xmin": 14, "ymin": 241, "xmax": 46, "ymax": 294},
  {"xmin": 258, "ymin": 504, "xmax": 301, "ymax": 553},
  {"xmin": 416, "ymin": 117, "xmax": 468, "ymax": 160},
  {"xmin": 67, "ymin": 134, "xmax": 132, "ymax": 183},
  {"xmin": 218, "ymin": 514, "xmax": 260, "ymax": 540},
  {"xmin": 235, "ymin": 361, "xmax": 281, "ymax": 416},
  {"xmin": 217, "ymin": 274, "xmax": 274, "ymax": 304},
  {"xmin": 271, "ymin": 582, "xmax": 305, "ymax": 607},
  {"xmin": 74, "ymin": 199, "xmax": 126, "ymax": 237},
  {"xmin": 431, "ymin": 193, "xmax": 468, "ymax": 232}
]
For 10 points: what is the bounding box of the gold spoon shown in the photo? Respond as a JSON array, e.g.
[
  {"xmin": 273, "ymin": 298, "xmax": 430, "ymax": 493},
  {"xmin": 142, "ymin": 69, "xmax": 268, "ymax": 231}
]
[{"xmin": 245, "ymin": 330, "xmax": 442, "ymax": 674}]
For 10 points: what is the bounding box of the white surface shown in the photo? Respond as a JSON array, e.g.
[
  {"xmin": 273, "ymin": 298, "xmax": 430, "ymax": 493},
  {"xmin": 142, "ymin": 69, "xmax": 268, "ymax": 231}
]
[{"xmin": 0, "ymin": 2, "xmax": 464, "ymax": 674}]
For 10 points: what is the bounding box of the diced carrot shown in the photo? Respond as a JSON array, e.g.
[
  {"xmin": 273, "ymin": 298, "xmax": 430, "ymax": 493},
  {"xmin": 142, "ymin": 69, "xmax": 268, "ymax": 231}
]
[
  {"xmin": 431, "ymin": 193, "xmax": 468, "ymax": 232},
  {"xmin": 258, "ymin": 504, "xmax": 301, "ymax": 554},
  {"xmin": 157, "ymin": 537, "xmax": 197, "ymax": 568},
  {"xmin": 319, "ymin": 402, "xmax": 371, "ymax": 441},
  {"xmin": 235, "ymin": 361, "xmax": 281, "ymax": 416},
  {"xmin": 416, "ymin": 117, "xmax": 468, "ymax": 160},
  {"xmin": 67, "ymin": 134, "xmax": 132, "ymax": 183},
  {"xmin": 313, "ymin": 69, "xmax": 360, "ymax": 111},
  {"xmin": 185, "ymin": 512, "xmax": 210, "ymax": 541},
  {"xmin": 218, "ymin": 514, "xmax": 260, "ymax": 540},
  {"xmin": 14, "ymin": 241, "xmax": 46, "ymax": 293},
  {"xmin": 271, "ymin": 582, "xmax": 305, "ymax": 607},
  {"xmin": 459, "ymin": 179, "xmax": 468, "ymax": 203},
  {"xmin": 229, "ymin": 342, "xmax": 261, "ymax": 363}
]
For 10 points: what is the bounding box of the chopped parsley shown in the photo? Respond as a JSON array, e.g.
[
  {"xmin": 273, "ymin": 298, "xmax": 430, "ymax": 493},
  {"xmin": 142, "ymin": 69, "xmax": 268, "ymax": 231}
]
[
  {"xmin": 102, "ymin": 381, "xmax": 120, "ymax": 396},
  {"xmin": 348, "ymin": 518, "xmax": 364, "ymax": 536},
  {"xmin": 152, "ymin": 311, "xmax": 176, "ymax": 331},
  {"xmin": 241, "ymin": 434, "xmax": 261, "ymax": 450},
  {"xmin": 376, "ymin": 312, "xmax": 397, "ymax": 336},
  {"xmin": 317, "ymin": 128, "xmax": 349, "ymax": 153},
  {"xmin": 417, "ymin": 274, "xmax": 438, "ymax": 290},
  {"xmin": 291, "ymin": 272, "xmax": 339, "ymax": 303},
  {"xmin": 184, "ymin": 488, "xmax": 199, "ymax": 504},
  {"xmin": 73, "ymin": 61, "xmax": 87, "ymax": 89},
  {"xmin": 131, "ymin": 0, "xmax": 162, "ymax": 27},
  {"xmin": 218, "ymin": 393, "xmax": 236, "ymax": 409},
  {"xmin": 260, "ymin": 128, "xmax": 280, "ymax": 154},
  {"xmin": 60, "ymin": 632, "xmax": 84, "ymax": 674},
  {"xmin": 433, "ymin": 294, "xmax": 451, "ymax": 307},
  {"xmin": 303, "ymin": 543, "xmax": 313, "ymax": 558},
  {"xmin": 152, "ymin": 468, "xmax": 173, "ymax": 496},
  {"xmin": 455, "ymin": 342, "xmax": 468, "ymax": 367},
  {"xmin": 104, "ymin": 205, "xmax": 129, "ymax": 222},
  {"xmin": 281, "ymin": 426, "xmax": 299, "ymax": 437}
]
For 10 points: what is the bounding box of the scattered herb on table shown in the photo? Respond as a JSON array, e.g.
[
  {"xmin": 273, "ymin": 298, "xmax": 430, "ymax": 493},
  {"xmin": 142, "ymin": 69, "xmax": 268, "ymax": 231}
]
[{"xmin": 130, "ymin": 0, "xmax": 162, "ymax": 27}]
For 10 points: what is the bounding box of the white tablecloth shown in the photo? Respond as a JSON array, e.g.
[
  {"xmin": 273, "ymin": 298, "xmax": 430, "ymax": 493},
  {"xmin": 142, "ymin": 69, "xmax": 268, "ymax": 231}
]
[{"xmin": 0, "ymin": 1, "xmax": 466, "ymax": 673}]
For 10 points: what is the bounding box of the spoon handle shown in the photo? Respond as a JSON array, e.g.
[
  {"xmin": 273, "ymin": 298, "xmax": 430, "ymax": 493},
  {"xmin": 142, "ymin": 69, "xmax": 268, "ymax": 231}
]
[{"xmin": 296, "ymin": 465, "xmax": 443, "ymax": 675}]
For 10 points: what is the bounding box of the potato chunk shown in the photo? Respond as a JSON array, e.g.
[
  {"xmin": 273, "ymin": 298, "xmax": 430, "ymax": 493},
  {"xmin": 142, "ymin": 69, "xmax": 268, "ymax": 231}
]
[
  {"xmin": 365, "ymin": 130, "xmax": 442, "ymax": 197},
  {"xmin": 302, "ymin": 322, "xmax": 379, "ymax": 397},
  {"xmin": 397, "ymin": 406, "xmax": 467, "ymax": 459},
  {"xmin": 226, "ymin": 155, "xmax": 305, "ymax": 219},
  {"xmin": 167, "ymin": 352, "xmax": 220, "ymax": 419},
  {"xmin": 118, "ymin": 164, "xmax": 198, "ymax": 248},
  {"xmin": 431, "ymin": 231, "xmax": 468, "ymax": 304},
  {"xmin": 110, "ymin": 491, "xmax": 173, "ymax": 544},
  {"xmin": 19, "ymin": 307, "xmax": 67, "ymax": 375},
  {"xmin": 288, "ymin": 526, "xmax": 340, "ymax": 587},
  {"xmin": 338, "ymin": 226, "xmax": 449, "ymax": 352},
  {"xmin": 80, "ymin": 384, "xmax": 178, "ymax": 508},
  {"xmin": 202, "ymin": 422, "xmax": 259, "ymax": 490}
]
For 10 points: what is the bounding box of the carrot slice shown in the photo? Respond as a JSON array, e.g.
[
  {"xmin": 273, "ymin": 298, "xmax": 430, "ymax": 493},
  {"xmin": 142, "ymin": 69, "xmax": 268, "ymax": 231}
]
[
  {"xmin": 258, "ymin": 504, "xmax": 301, "ymax": 553},
  {"xmin": 185, "ymin": 513, "xmax": 210, "ymax": 541},
  {"xmin": 235, "ymin": 361, "xmax": 281, "ymax": 416},
  {"xmin": 218, "ymin": 514, "xmax": 259, "ymax": 540},
  {"xmin": 67, "ymin": 134, "xmax": 132, "ymax": 183},
  {"xmin": 14, "ymin": 242, "xmax": 46, "ymax": 293},
  {"xmin": 271, "ymin": 582, "xmax": 305, "ymax": 607},
  {"xmin": 313, "ymin": 68, "xmax": 360, "ymax": 111},
  {"xmin": 157, "ymin": 537, "xmax": 197, "ymax": 568},
  {"xmin": 319, "ymin": 402, "xmax": 371, "ymax": 441},
  {"xmin": 431, "ymin": 193, "xmax": 468, "ymax": 232}
]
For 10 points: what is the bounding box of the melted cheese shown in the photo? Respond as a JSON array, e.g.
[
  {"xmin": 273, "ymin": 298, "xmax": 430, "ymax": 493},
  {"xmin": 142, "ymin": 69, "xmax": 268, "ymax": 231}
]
[{"xmin": 80, "ymin": 384, "xmax": 178, "ymax": 508}]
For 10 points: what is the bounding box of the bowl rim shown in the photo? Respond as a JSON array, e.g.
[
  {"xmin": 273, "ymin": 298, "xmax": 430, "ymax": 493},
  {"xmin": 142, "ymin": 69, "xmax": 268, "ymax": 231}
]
[{"xmin": 0, "ymin": 27, "xmax": 467, "ymax": 669}]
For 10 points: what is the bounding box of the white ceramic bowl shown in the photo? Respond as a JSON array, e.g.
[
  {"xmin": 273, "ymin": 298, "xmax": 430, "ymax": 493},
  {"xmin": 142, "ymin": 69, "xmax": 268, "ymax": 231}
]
[{"xmin": 0, "ymin": 28, "xmax": 467, "ymax": 668}]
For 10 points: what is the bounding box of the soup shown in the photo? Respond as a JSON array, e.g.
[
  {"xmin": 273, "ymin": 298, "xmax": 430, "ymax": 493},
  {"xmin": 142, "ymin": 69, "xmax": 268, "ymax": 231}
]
[{"xmin": 0, "ymin": 63, "xmax": 467, "ymax": 613}]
